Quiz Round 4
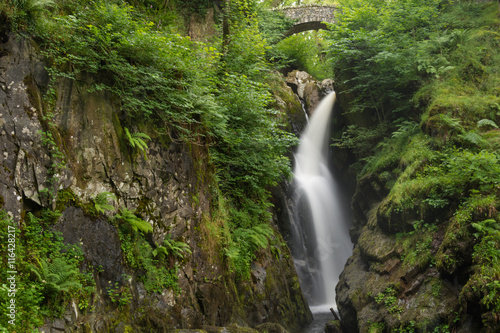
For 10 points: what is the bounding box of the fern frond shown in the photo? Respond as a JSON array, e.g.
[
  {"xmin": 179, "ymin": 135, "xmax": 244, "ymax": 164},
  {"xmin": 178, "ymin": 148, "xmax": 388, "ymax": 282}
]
[
  {"xmin": 152, "ymin": 245, "xmax": 169, "ymax": 259},
  {"xmin": 116, "ymin": 208, "xmax": 153, "ymax": 234},
  {"xmin": 132, "ymin": 132, "xmax": 152, "ymax": 140},
  {"xmin": 439, "ymin": 114, "xmax": 463, "ymax": 133},
  {"xmin": 162, "ymin": 235, "xmax": 191, "ymax": 258},
  {"xmin": 478, "ymin": 119, "xmax": 499, "ymax": 129},
  {"xmin": 94, "ymin": 192, "xmax": 116, "ymax": 213},
  {"xmin": 124, "ymin": 128, "xmax": 151, "ymax": 158},
  {"xmin": 30, "ymin": 258, "xmax": 82, "ymax": 294},
  {"xmin": 124, "ymin": 128, "xmax": 134, "ymax": 148},
  {"xmin": 459, "ymin": 131, "xmax": 487, "ymax": 147},
  {"xmin": 237, "ymin": 223, "xmax": 274, "ymax": 250},
  {"xmin": 472, "ymin": 219, "xmax": 500, "ymax": 238}
]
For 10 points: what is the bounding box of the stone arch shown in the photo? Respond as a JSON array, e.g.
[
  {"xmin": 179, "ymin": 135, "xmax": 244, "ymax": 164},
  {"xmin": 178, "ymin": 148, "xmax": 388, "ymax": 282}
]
[{"xmin": 276, "ymin": 5, "xmax": 336, "ymax": 37}]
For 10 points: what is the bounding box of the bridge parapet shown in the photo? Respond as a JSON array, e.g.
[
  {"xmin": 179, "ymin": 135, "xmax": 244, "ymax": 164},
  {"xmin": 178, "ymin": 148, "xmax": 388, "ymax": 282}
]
[{"xmin": 275, "ymin": 5, "xmax": 336, "ymax": 37}]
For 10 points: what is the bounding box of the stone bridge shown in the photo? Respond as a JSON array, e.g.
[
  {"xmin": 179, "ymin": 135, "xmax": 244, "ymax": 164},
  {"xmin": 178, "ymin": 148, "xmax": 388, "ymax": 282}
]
[{"xmin": 276, "ymin": 5, "xmax": 336, "ymax": 37}]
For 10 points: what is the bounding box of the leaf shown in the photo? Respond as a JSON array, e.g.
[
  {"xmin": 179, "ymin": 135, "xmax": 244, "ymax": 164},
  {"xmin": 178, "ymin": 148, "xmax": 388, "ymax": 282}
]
[
  {"xmin": 115, "ymin": 208, "xmax": 152, "ymax": 234},
  {"xmin": 124, "ymin": 128, "xmax": 151, "ymax": 158},
  {"xmin": 477, "ymin": 119, "xmax": 499, "ymax": 129},
  {"xmin": 94, "ymin": 192, "xmax": 116, "ymax": 213},
  {"xmin": 459, "ymin": 131, "xmax": 487, "ymax": 147}
]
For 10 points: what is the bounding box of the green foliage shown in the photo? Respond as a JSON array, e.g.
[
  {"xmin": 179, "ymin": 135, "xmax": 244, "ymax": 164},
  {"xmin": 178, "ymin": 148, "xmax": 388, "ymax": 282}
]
[
  {"xmin": 211, "ymin": 73, "xmax": 298, "ymax": 227},
  {"xmin": 42, "ymin": 1, "xmax": 217, "ymax": 139},
  {"xmin": 374, "ymin": 286, "xmax": 403, "ymax": 315},
  {"xmin": 115, "ymin": 208, "xmax": 153, "ymax": 234},
  {"xmin": 368, "ymin": 322, "xmax": 386, "ymax": 333},
  {"xmin": 327, "ymin": 0, "xmax": 439, "ymax": 119},
  {"xmin": 255, "ymin": 6, "xmax": 294, "ymax": 46},
  {"xmin": 29, "ymin": 257, "xmax": 82, "ymax": 296},
  {"xmin": 0, "ymin": 210, "xmax": 93, "ymax": 331},
  {"xmin": 124, "ymin": 128, "xmax": 151, "ymax": 158},
  {"xmin": 472, "ymin": 219, "xmax": 500, "ymax": 238},
  {"xmin": 93, "ymin": 191, "xmax": 116, "ymax": 214},
  {"xmin": 37, "ymin": 1, "xmax": 296, "ymax": 286},
  {"xmin": 333, "ymin": 122, "xmax": 389, "ymax": 157},
  {"xmin": 116, "ymin": 226, "xmax": 180, "ymax": 293},
  {"xmin": 463, "ymin": 216, "xmax": 500, "ymax": 317},
  {"xmin": 477, "ymin": 119, "xmax": 499, "ymax": 129},
  {"xmin": 276, "ymin": 31, "xmax": 332, "ymax": 80},
  {"xmin": 173, "ymin": 0, "xmax": 213, "ymax": 16},
  {"xmin": 361, "ymin": 121, "xmax": 423, "ymax": 177},
  {"xmin": 396, "ymin": 221, "xmax": 436, "ymax": 269},
  {"xmin": 107, "ymin": 275, "xmax": 133, "ymax": 310},
  {"xmin": 382, "ymin": 149, "xmax": 500, "ymax": 218},
  {"xmin": 0, "ymin": 0, "xmax": 56, "ymax": 32},
  {"xmin": 154, "ymin": 235, "xmax": 192, "ymax": 260},
  {"xmin": 225, "ymin": 222, "xmax": 274, "ymax": 279}
]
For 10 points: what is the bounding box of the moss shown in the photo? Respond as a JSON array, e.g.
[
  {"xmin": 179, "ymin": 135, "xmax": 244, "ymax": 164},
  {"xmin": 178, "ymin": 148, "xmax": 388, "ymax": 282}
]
[
  {"xmin": 55, "ymin": 188, "xmax": 77, "ymax": 211},
  {"xmin": 367, "ymin": 321, "xmax": 385, "ymax": 333},
  {"xmin": 112, "ymin": 111, "xmax": 131, "ymax": 162},
  {"xmin": 23, "ymin": 73, "xmax": 43, "ymax": 118}
]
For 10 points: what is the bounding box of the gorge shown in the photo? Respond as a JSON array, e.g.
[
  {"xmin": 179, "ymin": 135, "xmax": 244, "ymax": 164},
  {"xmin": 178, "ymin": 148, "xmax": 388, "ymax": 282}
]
[{"xmin": 1, "ymin": 0, "xmax": 500, "ymax": 332}]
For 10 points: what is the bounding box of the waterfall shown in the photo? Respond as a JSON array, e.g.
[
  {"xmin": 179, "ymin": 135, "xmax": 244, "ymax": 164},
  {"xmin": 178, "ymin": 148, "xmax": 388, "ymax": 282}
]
[{"xmin": 292, "ymin": 92, "xmax": 352, "ymax": 310}]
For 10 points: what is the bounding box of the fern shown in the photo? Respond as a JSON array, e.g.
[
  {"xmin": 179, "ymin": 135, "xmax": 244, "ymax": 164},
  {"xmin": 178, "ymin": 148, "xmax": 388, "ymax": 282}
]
[
  {"xmin": 93, "ymin": 192, "xmax": 116, "ymax": 214},
  {"xmin": 236, "ymin": 223, "xmax": 274, "ymax": 250},
  {"xmin": 13, "ymin": 0, "xmax": 55, "ymax": 11},
  {"xmin": 115, "ymin": 208, "xmax": 153, "ymax": 234},
  {"xmin": 30, "ymin": 258, "xmax": 82, "ymax": 295},
  {"xmin": 160, "ymin": 235, "xmax": 192, "ymax": 259},
  {"xmin": 472, "ymin": 219, "xmax": 500, "ymax": 238},
  {"xmin": 459, "ymin": 130, "xmax": 488, "ymax": 147},
  {"xmin": 392, "ymin": 121, "xmax": 419, "ymax": 139},
  {"xmin": 124, "ymin": 128, "xmax": 151, "ymax": 158},
  {"xmin": 152, "ymin": 245, "xmax": 169, "ymax": 260},
  {"xmin": 439, "ymin": 114, "xmax": 464, "ymax": 134},
  {"xmin": 477, "ymin": 119, "xmax": 499, "ymax": 129}
]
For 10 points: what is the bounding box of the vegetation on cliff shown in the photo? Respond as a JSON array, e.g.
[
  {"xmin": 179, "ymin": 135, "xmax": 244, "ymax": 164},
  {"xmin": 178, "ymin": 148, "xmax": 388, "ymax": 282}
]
[
  {"xmin": 329, "ymin": 0, "xmax": 500, "ymax": 330},
  {"xmin": 0, "ymin": 0, "xmax": 305, "ymax": 330}
]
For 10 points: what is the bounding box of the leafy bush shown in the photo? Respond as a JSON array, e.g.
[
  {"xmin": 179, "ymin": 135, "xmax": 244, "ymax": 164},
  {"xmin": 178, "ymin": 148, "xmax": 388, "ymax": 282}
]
[
  {"xmin": 0, "ymin": 210, "xmax": 93, "ymax": 331},
  {"xmin": 0, "ymin": 0, "xmax": 56, "ymax": 32},
  {"xmin": 42, "ymin": 1, "xmax": 217, "ymax": 138},
  {"xmin": 276, "ymin": 31, "xmax": 332, "ymax": 80},
  {"xmin": 29, "ymin": 258, "xmax": 82, "ymax": 296}
]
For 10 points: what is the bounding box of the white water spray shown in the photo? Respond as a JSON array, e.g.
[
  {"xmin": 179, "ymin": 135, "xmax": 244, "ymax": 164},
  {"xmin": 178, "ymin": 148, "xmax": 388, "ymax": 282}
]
[{"xmin": 293, "ymin": 92, "xmax": 352, "ymax": 309}]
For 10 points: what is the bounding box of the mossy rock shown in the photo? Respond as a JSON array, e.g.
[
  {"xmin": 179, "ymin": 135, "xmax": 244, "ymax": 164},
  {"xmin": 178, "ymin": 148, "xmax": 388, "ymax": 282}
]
[
  {"xmin": 255, "ymin": 322, "xmax": 289, "ymax": 333},
  {"xmin": 376, "ymin": 195, "xmax": 419, "ymax": 234},
  {"xmin": 202, "ymin": 324, "xmax": 259, "ymax": 333},
  {"xmin": 324, "ymin": 320, "xmax": 342, "ymax": 333},
  {"xmin": 358, "ymin": 225, "xmax": 398, "ymax": 263}
]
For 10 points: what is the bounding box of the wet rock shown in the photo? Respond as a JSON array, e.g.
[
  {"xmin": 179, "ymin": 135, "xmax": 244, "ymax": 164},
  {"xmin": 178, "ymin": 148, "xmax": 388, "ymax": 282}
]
[
  {"xmin": 285, "ymin": 70, "xmax": 332, "ymax": 117},
  {"xmin": 271, "ymin": 76, "xmax": 307, "ymax": 137},
  {"xmin": 324, "ymin": 320, "xmax": 343, "ymax": 333},
  {"xmin": 54, "ymin": 207, "xmax": 125, "ymax": 290},
  {"xmin": 255, "ymin": 322, "xmax": 289, "ymax": 333}
]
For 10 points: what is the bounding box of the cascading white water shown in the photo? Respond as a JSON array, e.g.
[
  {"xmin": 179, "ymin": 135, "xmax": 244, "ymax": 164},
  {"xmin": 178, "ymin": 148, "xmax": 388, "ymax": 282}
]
[{"xmin": 293, "ymin": 92, "xmax": 352, "ymax": 309}]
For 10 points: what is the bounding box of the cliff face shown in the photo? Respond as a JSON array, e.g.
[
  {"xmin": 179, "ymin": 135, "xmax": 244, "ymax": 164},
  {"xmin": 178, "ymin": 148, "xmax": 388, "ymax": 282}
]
[
  {"xmin": 0, "ymin": 34, "xmax": 311, "ymax": 332},
  {"xmin": 334, "ymin": 95, "xmax": 498, "ymax": 332}
]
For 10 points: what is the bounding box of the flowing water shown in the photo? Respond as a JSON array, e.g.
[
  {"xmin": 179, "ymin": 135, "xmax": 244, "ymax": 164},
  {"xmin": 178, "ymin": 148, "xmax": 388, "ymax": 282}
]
[{"xmin": 292, "ymin": 92, "xmax": 352, "ymax": 313}]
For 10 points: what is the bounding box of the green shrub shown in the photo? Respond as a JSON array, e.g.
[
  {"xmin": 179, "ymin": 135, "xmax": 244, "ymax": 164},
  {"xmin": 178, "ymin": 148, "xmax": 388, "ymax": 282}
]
[{"xmin": 0, "ymin": 210, "xmax": 93, "ymax": 331}]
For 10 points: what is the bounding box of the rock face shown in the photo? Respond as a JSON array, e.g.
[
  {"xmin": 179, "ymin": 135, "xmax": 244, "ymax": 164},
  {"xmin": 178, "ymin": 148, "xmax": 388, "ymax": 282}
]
[
  {"xmin": 285, "ymin": 70, "xmax": 333, "ymax": 118},
  {"xmin": 0, "ymin": 34, "xmax": 311, "ymax": 332},
  {"xmin": 335, "ymin": 172, "xmax": 483, "ymax": 333}
]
